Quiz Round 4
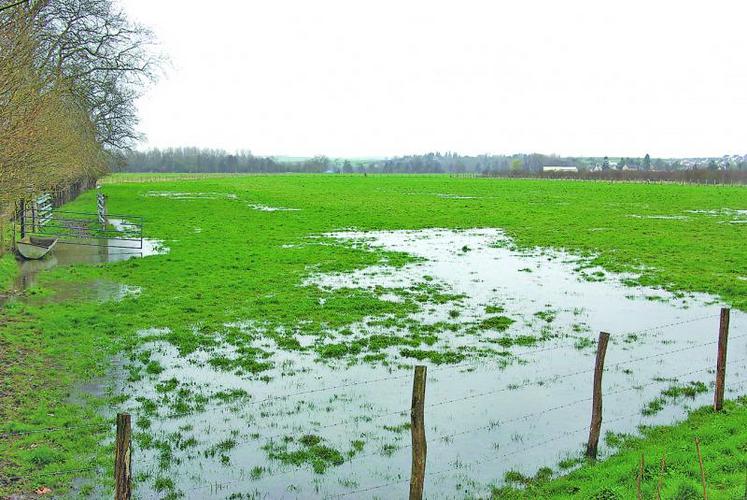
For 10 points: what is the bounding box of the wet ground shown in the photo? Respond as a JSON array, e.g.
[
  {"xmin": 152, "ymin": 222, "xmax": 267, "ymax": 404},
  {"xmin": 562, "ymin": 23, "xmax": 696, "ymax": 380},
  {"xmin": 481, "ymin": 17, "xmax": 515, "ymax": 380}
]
[
  {"xmin": 1, "ymin": 219, "xmax": 165, "ymax": 305},
  {"xmin": 106, "ymin": 228, "xmax": 746, "ymax": 499}
]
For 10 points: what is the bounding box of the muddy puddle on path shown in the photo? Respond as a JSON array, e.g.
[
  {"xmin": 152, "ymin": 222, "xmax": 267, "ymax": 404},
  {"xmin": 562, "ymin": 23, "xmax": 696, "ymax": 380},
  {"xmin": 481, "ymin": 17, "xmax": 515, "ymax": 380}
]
[
  {"xmin": 1, "ymin": 219, "xmax": 166, "ymax": 306},
  {"xmin": 118, "ymin": 229, "xmax": 747, "ymax": 499}
]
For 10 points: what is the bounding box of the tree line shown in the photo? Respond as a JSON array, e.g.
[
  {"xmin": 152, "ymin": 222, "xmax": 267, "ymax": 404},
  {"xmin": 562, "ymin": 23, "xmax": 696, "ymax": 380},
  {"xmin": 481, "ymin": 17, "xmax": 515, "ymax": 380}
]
[
  {"xmin": 122, "ymin": 150, "xmax": 580, "ymax": 174},
  {"xmin": 123, "ymin": 148, "xmax": 343, "ymax": 174},
  {"xmin": 0, "ymin": 0, "xmax": 158, "ymax": 215},
  {"xmin": 122, "ymin": 149, "xmax": 747, "ymax": 178}
]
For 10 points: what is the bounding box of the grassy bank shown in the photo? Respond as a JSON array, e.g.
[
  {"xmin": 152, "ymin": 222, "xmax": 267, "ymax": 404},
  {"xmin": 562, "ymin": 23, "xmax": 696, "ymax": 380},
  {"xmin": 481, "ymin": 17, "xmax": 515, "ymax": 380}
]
[
  {"xmin": 0, "ymin": 253, "xmax": 17, "ymax": 292},
  {"xmin": 0, "ymin": 175, "xmax": 745, "ymax": 496},
  {"xmin": 494, "ymin": 398, "xmax": 747, "ymax": 499}
]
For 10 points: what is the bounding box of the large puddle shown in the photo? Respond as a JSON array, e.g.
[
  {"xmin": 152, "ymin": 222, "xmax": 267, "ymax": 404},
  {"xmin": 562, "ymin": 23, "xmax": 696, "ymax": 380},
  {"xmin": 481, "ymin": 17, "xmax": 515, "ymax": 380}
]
[
  {"xmin": 114, "ymin": 228, "xmax": 747, "ymax": 499},
  {"xmin": 1, "ymin": 219, "xmax": 166, "ymax": 305}
]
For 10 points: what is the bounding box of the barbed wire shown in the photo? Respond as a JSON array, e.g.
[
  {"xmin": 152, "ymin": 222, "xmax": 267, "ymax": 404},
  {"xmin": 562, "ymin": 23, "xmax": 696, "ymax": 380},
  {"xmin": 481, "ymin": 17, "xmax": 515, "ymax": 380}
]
[
  {"xmin": 133, "ymin": 341, "xmax": 586, "ymax": 422},
  {"xmin": 2, "ymin": 463, "xmax": 102, "ymax": 483},
  {"xmin": 113, "ymin": 311, "xmax": 735, "ymax": 429},
  {"xmin": 147, "ymin": 352, "xmax": 747, "ymax": 497},
  {"xmin": 612, "ymin": 313, "xmax": 720, "ymax": 338},
  {"xmin": 3, "ymin": 324, "xmax": 731, "ymax": 439},
  {"xmin": 180, "ymin": 408, "xmax": 650, "ymax": 499},
  {"xmin": 328, "ymin": 410, "xmax": 646, "ymax": 498},
  {"xmin": 127, "ymin": 312, "xmax": 730, "ymax": 423},
  {"xmin": 155, "ymin": 357, "xmax": 747, "ymax": 495},
  {"xmin": 135, "ymin": 360, "xmax": 599, "ymax": 470},
  {"xmin": 0, "ymin": 422, "xmax": 112, "ymax": 440},
  {"xmin": 605, "ymin": 333, "xmax": 747, "ymax": 371},
  {"xmin": 0, "ymin": 315, "xmax": 738, "ymax": 497},
  {"xmin": 133, "ymin": 349, "xmax": 747, "ymax": 472}
]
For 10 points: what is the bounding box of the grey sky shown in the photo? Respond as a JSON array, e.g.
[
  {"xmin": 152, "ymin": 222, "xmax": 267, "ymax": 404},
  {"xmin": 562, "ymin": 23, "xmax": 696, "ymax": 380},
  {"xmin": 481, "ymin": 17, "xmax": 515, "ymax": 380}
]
[{"xmin": 121, "ymin": 0, "xmax": 747, "ymax": 158}]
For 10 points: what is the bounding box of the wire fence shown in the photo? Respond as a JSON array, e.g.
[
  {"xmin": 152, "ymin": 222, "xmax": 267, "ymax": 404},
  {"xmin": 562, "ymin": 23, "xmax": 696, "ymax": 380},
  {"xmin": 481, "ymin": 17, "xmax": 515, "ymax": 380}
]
[{"xmin": 2, "ymin": 309, "xmax": 745, "ymax": 499}]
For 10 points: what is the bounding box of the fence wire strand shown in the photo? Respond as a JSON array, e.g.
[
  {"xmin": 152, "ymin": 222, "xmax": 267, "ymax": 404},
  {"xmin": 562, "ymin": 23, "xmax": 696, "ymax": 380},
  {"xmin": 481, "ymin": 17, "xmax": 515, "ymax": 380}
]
[
  {"xmin": 0, "ymin": 422, "xmax": 113, "ymax": 440},
  {"xmin": 128, "ymin": 313, "xmax": 732, "ymax": 423},
  {"xmin": 160, "ymin": 359, "xmax": 747, "ymax": 496},
  {"xmin": 329, "ymin": 410, "xmax": 645, "ymax": 498}
]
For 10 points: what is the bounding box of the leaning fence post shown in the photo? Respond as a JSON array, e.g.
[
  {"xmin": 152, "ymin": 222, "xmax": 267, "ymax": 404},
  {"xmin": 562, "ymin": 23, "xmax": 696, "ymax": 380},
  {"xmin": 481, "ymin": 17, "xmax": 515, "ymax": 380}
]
[
  {"xmin": 115, "ymin": 413, "xmax": 132, "ymax": 500},
  {"xmin": 714, "ymin": 308, "xmax": 730, "ymax": 411},
  {"xmin": 586, "ymin": 331, "xmax": 610, "ymax": 460},
  {"xmin": 409, "ymin": 365, "xmax": 427, "ymax": 500}
]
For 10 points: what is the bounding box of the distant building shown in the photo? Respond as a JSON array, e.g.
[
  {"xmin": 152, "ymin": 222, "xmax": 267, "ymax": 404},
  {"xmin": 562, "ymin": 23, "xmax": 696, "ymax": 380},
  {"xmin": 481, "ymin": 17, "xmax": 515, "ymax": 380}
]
[{"xmin": 543, "ymin": 166, "xmax": 578, "ymax": 173}]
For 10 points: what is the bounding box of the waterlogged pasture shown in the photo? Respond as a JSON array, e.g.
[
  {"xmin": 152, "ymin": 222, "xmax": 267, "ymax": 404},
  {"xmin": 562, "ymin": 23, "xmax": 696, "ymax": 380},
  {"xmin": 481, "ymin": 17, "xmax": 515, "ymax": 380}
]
[{"xmin": 1, "ymin": 175, "xmax": 746, "ymax": 498}]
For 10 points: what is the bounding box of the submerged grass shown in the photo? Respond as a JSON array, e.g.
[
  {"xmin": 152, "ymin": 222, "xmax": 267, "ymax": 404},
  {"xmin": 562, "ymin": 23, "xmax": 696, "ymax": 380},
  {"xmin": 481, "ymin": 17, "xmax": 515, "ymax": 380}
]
[
  {"xmin": 262, "ymin": 434, "xmax": 349, "ymax": 474},
  {"xmin": 0, "ymin": 175, "xmax": 745, "ymax": 496}
]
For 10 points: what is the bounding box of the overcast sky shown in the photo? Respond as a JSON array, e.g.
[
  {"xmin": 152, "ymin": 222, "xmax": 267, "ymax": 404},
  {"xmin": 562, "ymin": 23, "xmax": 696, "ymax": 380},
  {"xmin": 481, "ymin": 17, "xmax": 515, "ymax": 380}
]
[{"xmin": 120, "ymin": 0, "xmax": 747, "ymax": 158}]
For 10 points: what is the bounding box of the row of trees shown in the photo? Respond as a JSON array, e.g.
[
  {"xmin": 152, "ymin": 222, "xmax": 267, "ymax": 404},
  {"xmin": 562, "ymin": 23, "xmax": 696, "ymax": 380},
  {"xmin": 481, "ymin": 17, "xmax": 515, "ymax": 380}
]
[
  {"xmin": 0, "ymin": 0, "xmax": 158, "ymax": 216},
  {"xmin": 122, "ymin": 149, "xmax": 747, "ymax": 176},
  {"xmin": 123, "ymin": 148, "xmax": 345, "ymax": 174},
  {"xmin": 366, "ymin": 153, "xmax": 579, "ymax": 174},
  {"xmin": 124, "ymin": 148, "xmax": 281, "ymax": 173},
  {"xmin": 122, "ymin": 151, "xmax": 585, "ymax": 174}
]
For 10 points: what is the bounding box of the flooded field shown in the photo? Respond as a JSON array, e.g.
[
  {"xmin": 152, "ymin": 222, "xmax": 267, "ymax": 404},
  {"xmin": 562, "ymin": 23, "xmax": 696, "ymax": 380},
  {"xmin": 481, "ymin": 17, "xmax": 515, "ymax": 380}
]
[
  {"xmin": 111, "ymin": 228, "xmax": 746, "ymax": 498},
  {"xmin": 3, "ymin": 176, "xmax": 745, "ymax": 499},
  {"xmin": 2, "ymin": 219, "xmax": 166, "ymax": 305}
]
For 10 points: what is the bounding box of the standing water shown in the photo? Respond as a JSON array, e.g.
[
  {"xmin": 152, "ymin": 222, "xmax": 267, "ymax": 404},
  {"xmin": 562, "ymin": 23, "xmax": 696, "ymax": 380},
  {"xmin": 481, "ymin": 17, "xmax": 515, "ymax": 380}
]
[
  {"xmin": 112, "ymin": 228, "xmax": 746, "ymax": 499},
  {"xmin": 1, "ymin": 219, "xmax": 166, "ymax": 305}
]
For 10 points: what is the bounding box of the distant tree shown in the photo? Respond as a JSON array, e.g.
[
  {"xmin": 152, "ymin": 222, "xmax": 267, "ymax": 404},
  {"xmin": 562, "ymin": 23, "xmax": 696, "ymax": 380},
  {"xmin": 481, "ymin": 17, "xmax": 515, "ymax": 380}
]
[
  {"xmin": 510, "ymin": 158, "xmax": 523, "ymax": 172},
  {"xmin": 602, "ymin": 156, "xmax": 610, "ymax": 170},
  {"xmin": 642, "ymin": 153, "xmax": 651, "ymax": 171},
  {"xmin": 341, "ymin": 160, "xmax": 353, "ymax": 173},
  {"xmin": 524, "ymin": 153, "xmax": 544, "ymax": 172}
]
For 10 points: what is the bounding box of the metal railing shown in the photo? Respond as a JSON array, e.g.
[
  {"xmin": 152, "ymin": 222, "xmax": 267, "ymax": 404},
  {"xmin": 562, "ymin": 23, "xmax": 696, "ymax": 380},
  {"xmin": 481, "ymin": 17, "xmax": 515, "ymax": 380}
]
[{"xmin": 17, "ymin": 209, "xmax": 143, "ymax": 250}]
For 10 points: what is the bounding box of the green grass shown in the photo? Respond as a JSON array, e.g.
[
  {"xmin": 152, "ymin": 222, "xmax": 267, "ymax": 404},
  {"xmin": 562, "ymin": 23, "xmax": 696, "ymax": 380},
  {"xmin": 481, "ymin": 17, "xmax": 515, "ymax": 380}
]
[
  {"xmin": 0, "ymin": 174, "xmax": 745, "ymax": 496},
  {"xmin": 492, "ymin": 398, "xmax": 747, "ymax": 499},
  {"xmin": 0, "ymin": 253, "xmax": 17, "ymax": 291}
]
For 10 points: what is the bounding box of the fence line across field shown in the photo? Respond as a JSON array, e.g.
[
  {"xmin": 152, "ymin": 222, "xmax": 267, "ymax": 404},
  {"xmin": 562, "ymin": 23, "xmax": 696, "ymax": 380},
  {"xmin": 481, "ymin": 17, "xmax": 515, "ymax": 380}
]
[
  {"xmin": 124, "ymin": 309, "xmax": 742, "ymax": 499},
  {"xmin": 134, "ymin": 357, "xmax": 747, "ymax": 487},
  {"xmin": 1, "ymin": 309, "xmax": 741, "ymax": 499},
  {"xmin": 331, "ymin": 375, "xmax": 747, "ymax": 500},
  {"xmin": 17, "ymin": 373, "xmax": 747, "ymax": 496},
  {"xmin": 134, "ymin": 357, "xmax": 605, "ymax": 468},
  {"xmin": 0, "ymin": 311, "xmax": 737, "ymax": 443},
  {"xmin": 125, "ymin": 313, "xmax": 729, "ymax": 423},
  {"xmin": 328, "ymin": 408, "xmax": 658, "ymax": 499}
]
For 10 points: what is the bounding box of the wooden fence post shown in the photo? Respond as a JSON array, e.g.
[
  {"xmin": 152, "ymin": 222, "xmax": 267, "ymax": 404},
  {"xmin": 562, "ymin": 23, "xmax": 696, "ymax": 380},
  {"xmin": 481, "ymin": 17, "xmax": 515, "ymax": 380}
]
[
  {"xmin": 586, "ymin": 331, "xmax": 610, "ymax": 460},
  {"xmin": 409, "ymin": 365, "xmax": 427, "ymax": 500},
  {"xmin": 714, "ymin": 308, "xmax": 730, "ymax": 411},
  {"xmin": 115, "ymin": 413, "xmax": 132, "ymax": 500}
]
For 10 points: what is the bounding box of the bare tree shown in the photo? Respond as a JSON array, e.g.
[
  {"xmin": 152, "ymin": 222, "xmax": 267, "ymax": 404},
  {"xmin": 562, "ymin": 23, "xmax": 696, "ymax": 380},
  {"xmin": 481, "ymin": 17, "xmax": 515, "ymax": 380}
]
[
  {"xmin": 32, "ymin": 0, "xmax": 162, "ymax": 151},
  {"xmin": 0, "ymin": 0, "xmax": 159, "ymax": 241}
]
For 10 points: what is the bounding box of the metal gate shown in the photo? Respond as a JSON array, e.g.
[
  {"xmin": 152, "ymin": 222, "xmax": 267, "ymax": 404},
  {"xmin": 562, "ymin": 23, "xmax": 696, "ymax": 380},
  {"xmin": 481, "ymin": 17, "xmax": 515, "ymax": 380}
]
[{"xmin": 16, "ymin": 197, "xmax": 143, "ymax": 250}]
